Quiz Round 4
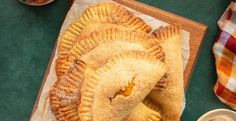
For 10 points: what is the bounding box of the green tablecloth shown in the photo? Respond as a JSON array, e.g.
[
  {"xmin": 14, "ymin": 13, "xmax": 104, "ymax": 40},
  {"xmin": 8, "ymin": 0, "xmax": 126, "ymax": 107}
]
[{"xmin": 0, "ymin": 0, "xmax": 232, "ymax": 121}]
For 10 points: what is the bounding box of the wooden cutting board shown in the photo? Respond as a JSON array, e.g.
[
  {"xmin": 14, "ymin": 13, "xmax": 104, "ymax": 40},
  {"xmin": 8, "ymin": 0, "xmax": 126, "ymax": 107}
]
[{"xmin": 30, "ymin": 0, "xmax": 207, "ymax": 119}]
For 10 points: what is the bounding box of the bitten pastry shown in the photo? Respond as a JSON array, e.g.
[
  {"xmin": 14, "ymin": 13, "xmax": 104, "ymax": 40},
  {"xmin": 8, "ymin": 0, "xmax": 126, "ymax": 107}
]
[
  {"xmin": 148, "ymin": 24, "xmax": 184, "ymax": 121},
  {"xmin": 49, "ymin": 60, "xmax": 92, "ymax": 121},
  {"xmin": 58, "ymin": 2, "xmax": 151, "ymax": 54},
  {"xmin": 79, "ymin": 51, "xmax": 167, "ymax": 121},
  {"xmin": 56, "ymin": 28, "xmax": 166, "ymax": 120},
  {"xmin": 56, "ymin": 28, "xmax": 165, "ymax": 77}
]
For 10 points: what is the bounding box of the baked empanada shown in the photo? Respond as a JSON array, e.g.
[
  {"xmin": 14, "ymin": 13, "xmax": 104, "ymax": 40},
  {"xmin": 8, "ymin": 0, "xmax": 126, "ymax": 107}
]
[
  {"xmin": 79, "ymin": 51, "xmax": 167, "ymax": 121},
  {"xmin": 49, "ymin": 60, "xmax": 92, "ymax": 121},
  {"xmin": 59, "ymin": 2, "xmax": 151, "ymax": 54},
  {"xmin": 148, "ymin": 24, "xmax": 184, "ymax": 121},
  {"xmin": 50, "ymin": 64, "xmax": 162, "ymax": 121},
  {"xmin": 56, "ymin": 28, "xmax": 164, "ymax": 77}
]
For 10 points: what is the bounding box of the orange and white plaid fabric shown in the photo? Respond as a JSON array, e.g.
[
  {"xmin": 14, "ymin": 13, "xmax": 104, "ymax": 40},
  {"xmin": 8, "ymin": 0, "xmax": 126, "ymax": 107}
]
[{"xmin": 213, "ymin": 1, "xmax": 236, "ymax": 110}]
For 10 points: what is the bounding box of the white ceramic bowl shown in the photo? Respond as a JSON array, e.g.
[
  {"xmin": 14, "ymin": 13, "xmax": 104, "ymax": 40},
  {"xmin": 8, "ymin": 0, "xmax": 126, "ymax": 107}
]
[
  {"xmin": 197, "ymin": 109, "xmax": 236, "ymax": 121},
  {"xmin": 18, "ymin": 0, "xmax": 55, "ymax": 6}
]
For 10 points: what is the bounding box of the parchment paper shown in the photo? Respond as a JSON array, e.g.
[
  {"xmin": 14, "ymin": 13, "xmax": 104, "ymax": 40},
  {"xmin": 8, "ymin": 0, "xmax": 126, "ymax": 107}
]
[{"xmin": 30, "ymin": 0, "xmax": 190, "ymax": 120}]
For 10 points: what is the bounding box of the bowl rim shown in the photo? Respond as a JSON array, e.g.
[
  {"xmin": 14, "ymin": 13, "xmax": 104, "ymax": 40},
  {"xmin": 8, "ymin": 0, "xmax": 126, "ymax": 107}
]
[
  {"xmin": 197, "ymin": 108, "xmax": 236, "ymax": 121},
  {"xmin": 18, "ymin": 0, "xmax": 55, "ymax": 6}
]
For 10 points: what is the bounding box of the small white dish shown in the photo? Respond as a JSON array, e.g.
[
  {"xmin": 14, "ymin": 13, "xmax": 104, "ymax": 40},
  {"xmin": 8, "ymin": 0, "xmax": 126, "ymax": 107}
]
[
  {"xmin": 197, "ymin": 109, "xmax": 236, "ymax": 121},
  {"xmin": 18, "ymin": 0, "xmax": 55, "ymax": 6}
]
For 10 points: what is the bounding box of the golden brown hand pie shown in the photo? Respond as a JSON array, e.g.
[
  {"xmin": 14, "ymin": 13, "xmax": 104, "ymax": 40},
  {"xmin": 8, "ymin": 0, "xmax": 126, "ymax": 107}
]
[
  {"xmin": 55, "ymin": 27, "xmax": 166, "ymax": 121},
  {"xmin": 49, "ymin": 60, "xmax": 92, "ymax": 121},
  {"xmin": 79, "ymin": 51, "xmax": 167, "ymax": 121},
  {"xmin": 56, "ymin": 28, "xmax": 164, "ymax": 77},
  {"xmin": 148, "ymin": 24, "xmax": 184, "ymax": 121},
  {"xmin": 58, "ymin": 2, "xmax": 151, "ymax": 54},
  {"xmin": 50, "ymin": 63, "xmax": 162, "ymax": 121}
]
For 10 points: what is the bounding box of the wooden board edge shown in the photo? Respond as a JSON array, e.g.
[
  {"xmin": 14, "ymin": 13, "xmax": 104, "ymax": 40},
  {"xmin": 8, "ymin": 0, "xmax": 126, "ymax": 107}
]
[
  {"xmin": 29, "ymin": 42, "xmax": 58, "ymax": 121},
  {"xmin": 184, "ymin": 28, "xmax": 208, "ymax": 90},
  {"xmin": 113, "ymin": 0, "xmax": 207, "ymax": 31}
]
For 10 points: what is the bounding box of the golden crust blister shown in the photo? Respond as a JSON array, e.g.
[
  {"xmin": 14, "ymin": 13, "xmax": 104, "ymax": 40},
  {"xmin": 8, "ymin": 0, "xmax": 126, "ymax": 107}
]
[
  {"xmin": 58, "ymin": 2, "xmax": 152, "ymax": 54},
  {"xmin": 79, "ymin": 51, "xmax": 167, "ymax": 121},
  {"xmin": 56, "ymin": 28, "xmax": 164, "ymax": 77},
  {"xmin": 149, "ymin": 24, "xmax": 183, "ymax": 121},
  {"xmin": 49, "ymin": 60, "xmax": 92, "ymax": 121}
]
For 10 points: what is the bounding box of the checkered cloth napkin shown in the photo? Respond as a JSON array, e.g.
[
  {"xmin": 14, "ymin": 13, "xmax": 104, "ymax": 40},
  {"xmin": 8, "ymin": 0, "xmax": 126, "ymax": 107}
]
[{"xmin": 213, "ymin": 1, "xmax": 236, "ymax": 110}]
